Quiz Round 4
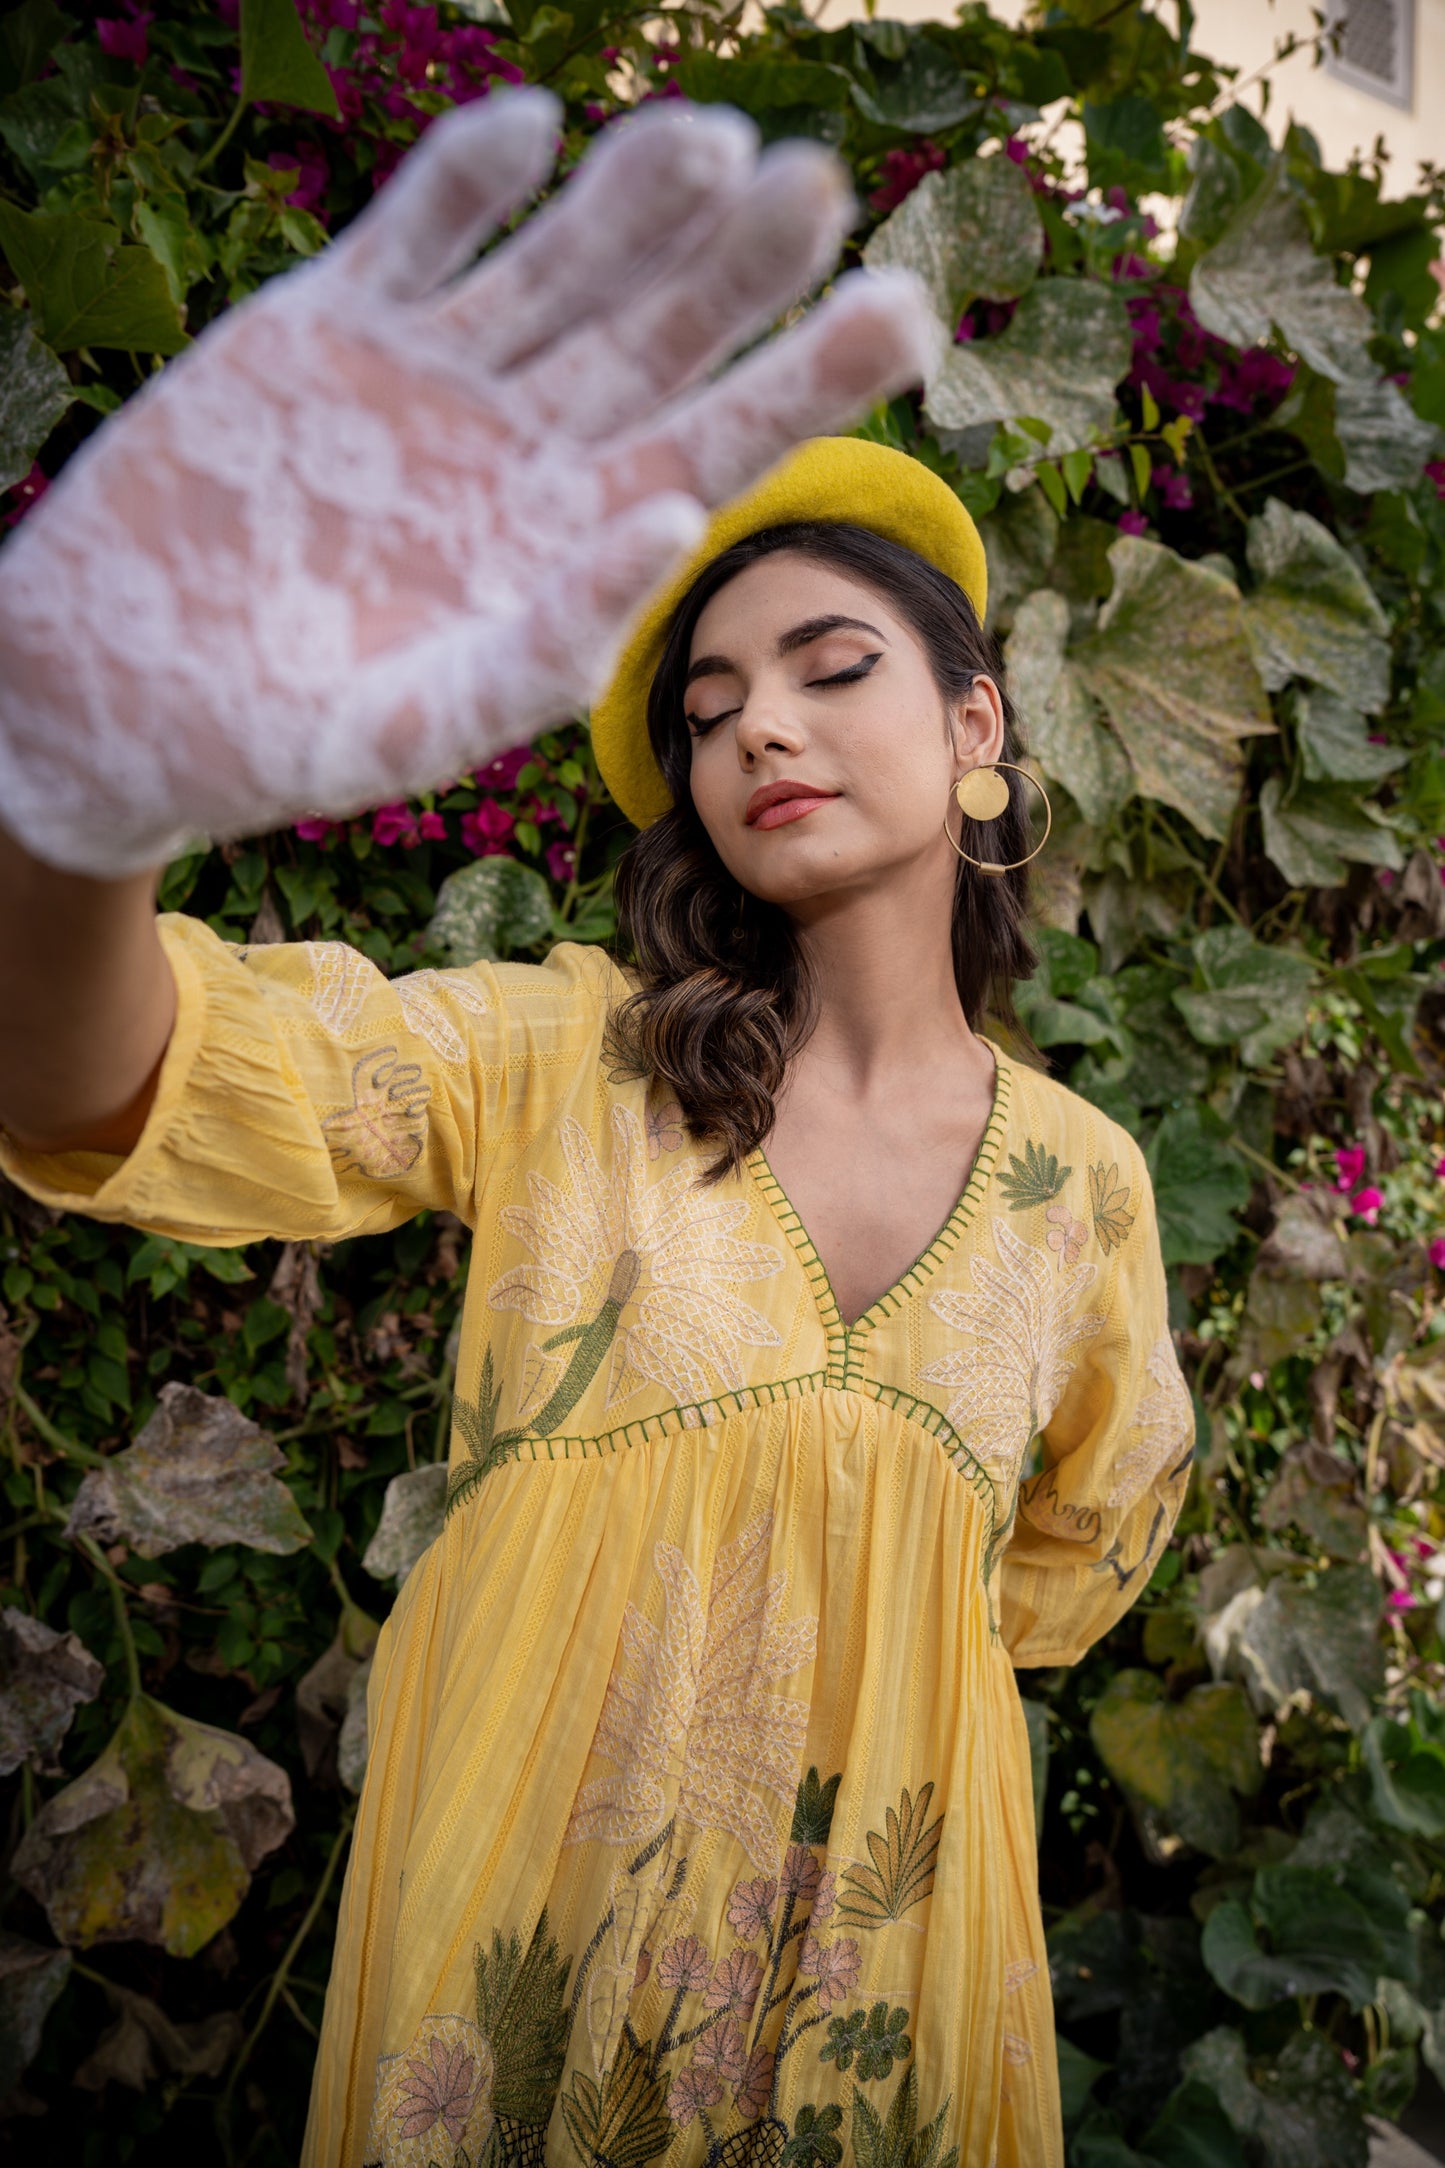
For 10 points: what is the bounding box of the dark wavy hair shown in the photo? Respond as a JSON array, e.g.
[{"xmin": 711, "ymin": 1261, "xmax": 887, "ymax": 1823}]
[{"xmin": 608, "ymin": 520, "xmax": 1037, "ymax": 1176}]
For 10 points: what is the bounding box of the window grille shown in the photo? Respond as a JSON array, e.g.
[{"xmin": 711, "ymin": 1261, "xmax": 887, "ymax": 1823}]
[{"xmin": 1324, "ymin": 0, "xmax": 1415, "ymax": 108}]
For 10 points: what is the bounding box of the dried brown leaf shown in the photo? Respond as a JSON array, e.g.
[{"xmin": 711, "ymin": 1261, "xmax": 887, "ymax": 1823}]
[
  {"xmin": 73, "ymin": 1985, "xmax": 241, "ymax": 2092},
  {"xmin": 0, "ymin": 1609, "xmax": 104, "ymax": 1778},
  {"xmin": 0, "ymin": 1932, "xmax": 70, "ymax": 2098}
]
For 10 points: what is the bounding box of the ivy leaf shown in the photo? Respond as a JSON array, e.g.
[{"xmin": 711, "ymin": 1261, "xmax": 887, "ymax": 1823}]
[
  {"xmin": 73, "ymin": 1984, "xmax": 242, "ymax": 2091},
  {"xmin": 924, "ymin": 277, "xmax": 1132, "ymax": 458},
  {"xmin": 1189, "ymin": 159, "xmax": 1374, "ymax": 385},
  {"xmin": 295, "ymin": 1609, "xmax": 378, "ymax": 1789},
  {"xmin": 427, "ymin": 855, "xmax": 553, "ymax": 966},
  {"xmin": 133, "ymin": 196, "xmax": 212, "ymax": 307},
  {"xmin": 1243, "ymin": 499, "xmax": 1391, "ymax": 708},
  {"xmin": 1090, "ymin": 1670, "xmax": 1261, "ymax": 1860},
  {"xmin": 1202, "ymin": 1870, "xmax": 1397, "ymax": 2011},
  {"xmin": 0, "ymin": 0, "xmax": 66, "ymax": 95},
  {"xmin": 1260, "ymin": 776, "xmax": 1403, "ymax": 890},
  {"xmin": 360, "ymin": 1464, "xmax": 448, "ymax": 1590},
  {"xmin": 863, "ymin": 156, "xmax": 1043, "ymax": 335},
  {"xmin": 849, "ymin": 39, "xmax": 981, "ymax": 133},
  {"xmin": 0, "ymin": 1931, "xmax": 70, "ymax": 2099},
  {"xmin": 1295, "ymin": 687, "xmax": 1407, "ymax": 783},
  {"xmin": 1205, "ymin": 1564, "xmax": 1384, "ymax": 1732},
  {"xmin": 11, "ymin": 1693, "xmax": 293, "ymax": 1956},
  {"xmin": 675, "ymin": 53, "xmax": 850, "ymax": 111},
  {"xmin": 0, "ymin": 203, "xmax": 188, "ymax": 354},
  {"xmin": 239, "ymin": 0, "xmax": 341, "ymax": 116},
  {"xmin": 1173, "ymin": 925, "xmax": 1317, "ymax": 1068},
  {"xmin": 64, "ymin": 1382, "xmax": 314, "ymax": 1558},
  {"xmin": 1071, "ymin": 538, "xmax": 1274, "ymax": 840},
  {"xmin": 0, "ymin": 307, "xmax": 71, "ymax": 489},
  {"xmin": 1179, "ymin": 2028, "xmax": 1368, "ymax": 2168},
  {"xmin": 1329, "ymin": 371, "xmax": 1439, "ymax": 494},
  {"xmin": 1003, "ymin": 588, "xmax": 1132, "ymax": 824},
  {"xmin": 0, "ymin": 1607, "xmax": 104, "ymax": 1777},
  {"xmin": 1145, "ymin": 1106, "xmax": 1250, "ymax": 1267}
]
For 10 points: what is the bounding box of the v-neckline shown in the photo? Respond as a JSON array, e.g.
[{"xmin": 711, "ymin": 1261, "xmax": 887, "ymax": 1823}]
[{"xmin": 746, "ymin": 1047, "xmax": 1013, "ymax": 1340}]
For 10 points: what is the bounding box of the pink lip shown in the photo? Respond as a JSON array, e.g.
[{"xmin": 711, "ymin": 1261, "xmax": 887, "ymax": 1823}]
[{"xmin": 745, "ymin": 780, "xmax": 840, "ymax": 829}]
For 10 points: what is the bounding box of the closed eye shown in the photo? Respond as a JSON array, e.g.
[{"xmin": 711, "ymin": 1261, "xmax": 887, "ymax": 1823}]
[
  {"xmin": 808, "ymin": 653, "xmax": 882, "ymax": 688},
  {"xmin": 685, "ymin": 703, "xmax": 739, "ymax": 737}
]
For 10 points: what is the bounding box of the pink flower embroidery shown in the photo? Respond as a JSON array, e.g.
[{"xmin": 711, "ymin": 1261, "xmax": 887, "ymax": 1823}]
[
  {"xmin": 667, "ymin": 2063, "xmax": 724, "ymax": 2125},
  {"xmin": 693, "ymin": 2015, "xmax": 747, "ymax": 2083},
  {"xmin": 646, "ymin": 1099, "xmax": 686, "ymax": 1160},
  {"xmin": 727, "ymin": 1875, "xmax": 778, "ymax": 1940},
  {"xmin": 706, "ymin": 1947, "xmax": 763, "ymax": 2018},
  {"xmin": 1045, "ymin": 1202, "xmax": 1087, "ymax": 1267},
  {"xmin": 811, "ymin": 1869, "xmax": 837, "ymax": 1927},
  {"xmin": 733, "ymin": 2042, "xmax": 775, "ymax": 2119},
  {"xmin": 396, "ymin": 2037, "xmax": 479, "ymax": 2143},
  {"xmin": 657, "ymin": 1934, "xmax": 711, "ymax": 1992},
  {"xmin": 799, "ymin": 1934, "xmax": 861, "ymax": 2009},
  {"xmin": 780, "ymin": 1843, "xmax": 822, "ymax": 1903}
]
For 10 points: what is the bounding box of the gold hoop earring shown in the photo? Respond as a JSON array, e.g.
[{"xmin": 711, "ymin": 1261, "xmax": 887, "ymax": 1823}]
[{"xmin": 944, "ymin": 762, "xmax": 1052, "ymax": 875}]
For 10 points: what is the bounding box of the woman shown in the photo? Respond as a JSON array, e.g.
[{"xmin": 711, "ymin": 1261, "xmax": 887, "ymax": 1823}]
[{"xmin": 1, "ymin": 422, "xmax": 1188, "ymax": 2163}]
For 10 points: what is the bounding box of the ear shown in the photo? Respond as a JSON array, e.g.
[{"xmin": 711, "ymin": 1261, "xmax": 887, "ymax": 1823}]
[{"xmin": 946, "ymin": 675, "xmax": 1006, "ymax": 774}]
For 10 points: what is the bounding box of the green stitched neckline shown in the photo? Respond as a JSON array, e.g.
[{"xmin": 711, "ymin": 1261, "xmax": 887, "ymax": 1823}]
[{"xmin": 747, "ymin": 1046, "xmax": 1013, "ymax": 1374}]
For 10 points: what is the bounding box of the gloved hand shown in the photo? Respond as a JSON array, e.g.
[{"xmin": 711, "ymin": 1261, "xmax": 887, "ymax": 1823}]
[{"xmin": 0, "ymin": 92, "xmax": 934, "ymax": 878}]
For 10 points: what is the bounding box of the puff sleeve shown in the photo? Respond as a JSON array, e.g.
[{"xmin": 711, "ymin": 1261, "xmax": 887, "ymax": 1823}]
[
  {"xmin": 0, "ymin": 914, "xmax": 618, "ymax": 1246},
  {"xmin": 1000, "ymin": 1135, "xmax": 1195, "ymax": 1669}
]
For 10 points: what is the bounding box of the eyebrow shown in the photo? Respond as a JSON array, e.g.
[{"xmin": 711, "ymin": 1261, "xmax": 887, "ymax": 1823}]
[{"xmin": 684, "ymin": 613, "xmax": 889, "ymax": 689}]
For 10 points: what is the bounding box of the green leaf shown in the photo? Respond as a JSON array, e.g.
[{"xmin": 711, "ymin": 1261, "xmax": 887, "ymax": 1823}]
[
  {"xmin": 10, "ymin": 1693, "xmax": 293, "ymax": 1958},
  {"xmin": 1173, "ymin": 924, "xmax": 1317, "ymax": 1066},
  {"xmin": 1072, "ymin": 539, "xmax": 1274, "ymax": 841},
  {"xmin": 863, "ymin": 155, "xmax": 1043, "ymax": 333},
  {"xmin": 1004, "ymin": 589, "xmax": 1132, "ymax": 824},
  {"xmin": 0, "ymin": 1607, "xmax": 104, "ymax": 1778},
  {"xmin": 1296, "ymin": 687, "xmax": 1406, "ymax": 782},
  {"xmin": 925, "ymin": 277, "xmax": 1132, "ymax": 458},
  {"xmin": 676, "ymin": 52, "xmax": 850, "ymax": 111},
  {"xmin": 1209, "ymin": 1564, "xmax": 1384, "ymax": 1731},
  {"xmin": 0, "ymin": 1932, "xmax": 71, "ymax": 2099},
  {"xmin": 1055, "ymin": 2035, "xmax": 1109, "ymax": 2125},
  {"xmin": 1243, "ymin": 498, "xmax": 1390, "ymax": 707},
  {"xmin": 1363, "ymin": 1699, "xmax": 1445, "ymax": 1838},
  {"xmin": 850, "ymin": 39, "xmax": 981, "ymax": 133},
  {"xmin": 63, "ymin": 1382, "xmax": 313, "ymax": 1558},
  {"xmin": 1090, "ymin": 1670, "xmax": 1261, "ymax": 1859},
  {"xmin": 1202, "ymin": 1864, "xmax": 1399, "ymax": 2011},
  {"xmin": 359, "ymin": 1464, "xmax": 448, "ymax": 1590},
  {"xmin": 1179, "ymin": 2028, "xmax": 1368, "ymax": 2168},
  {"xmin": 1036, "ymin": 460, "xmax": 1067, "ymax": 517},
  {"xmin": 0, "ymin": 306, "xmax": 71, "ymax": 489},
  {"xmin": 0, "ymin": 203, "xmax": 188, "ymax": 354},
  {"xmin": 133, "ymin": 197, "xmax": 212, "ymax": 307},
  {"xmin": 1190, "ymin": 158, "xmax": 1374, "ymax": 386},
  {"xmin": 428, "ymin": 855, "xmax": 553, "ymax": 966},
  {"xmin": 1329, "ymin": 369, "xmax": 1439, "ymax": 494},
  {"xmin": 1260, "ymin": 776, "xmax": 1402, "ymax": 890},
  {"xmin": 239, "ymin": 0, "xmax": 341, "ymax": 115},
  {"xmin": 1145, "ymin": 1106, "xmax": 1250, "ymax": 1266},
  {"xmin": 0, "ymin": 0, "xmax": 65, "ymax": 96},
  {"xmin": 1084, "ymin": 94, "xmax": 1166, "ymax": 174}
]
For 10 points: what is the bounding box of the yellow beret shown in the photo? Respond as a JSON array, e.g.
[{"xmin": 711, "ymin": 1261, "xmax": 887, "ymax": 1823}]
[{"xmin": 590, "ymin": 436, "xmax": 988, "ymax": 830}]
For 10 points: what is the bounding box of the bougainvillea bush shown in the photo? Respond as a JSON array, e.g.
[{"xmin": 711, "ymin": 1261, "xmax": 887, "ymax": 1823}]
[{"xmin": 2, "ymin": 0, "xmax": 1445, "ymax": 2161}]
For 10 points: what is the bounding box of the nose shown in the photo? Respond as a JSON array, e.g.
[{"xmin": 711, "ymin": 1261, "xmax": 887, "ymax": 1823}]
[{"xmin": 733, "ymin": 688, "xmax": 806, "ymax": 770}]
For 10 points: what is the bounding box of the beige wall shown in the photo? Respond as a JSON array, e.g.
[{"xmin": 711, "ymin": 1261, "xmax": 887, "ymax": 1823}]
[{"xmin": 814, "ymin": 0, "xmax": 1445, "ymax": 198}]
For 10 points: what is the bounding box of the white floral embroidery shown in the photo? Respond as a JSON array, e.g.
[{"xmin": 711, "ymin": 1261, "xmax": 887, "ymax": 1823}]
[
  {"xmin": 304, "ymin": 939, "xmax": 376, "ymax": 1035},
  {"xmin": 922, "ymin": 1219, "xmax": 1104, "ymax": 1492},
  {"xmin": 1105, "ymin": 1335, "xmax": 1194, "ymax": 1509},
  {"xmin": 393, "ymin": 968, "xmax": 493, "ymax": 1065},
  {"xmin": 489, "ymin": 1104, "xmax": 783, "ymax": 1412},
  {"xmin": 564, "ymin": 1512, "xmax": 816, "ymax": 1868}
]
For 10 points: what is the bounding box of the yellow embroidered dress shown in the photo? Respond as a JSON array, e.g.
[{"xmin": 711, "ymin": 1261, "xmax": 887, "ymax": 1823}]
[{"xmin": 2, "ymin": 918, "xmax": 1192, "ymax": 2168}]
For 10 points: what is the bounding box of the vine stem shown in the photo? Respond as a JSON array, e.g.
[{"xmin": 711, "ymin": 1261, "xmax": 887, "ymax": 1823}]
[
  {"xmin": 219, "ymin": 1801, "xmax": 357, "ymax": 2131},
  {"xmin": 196, "ymin": 91, "xmax": 247, "ymax": 177},
  {"xmin": 75, "ymin": 1532, "xmax": 142, "ymax": 1699},
  {"xmin": 13, "ymin": 1383, "xmax": 109, "ymax": 1466}
]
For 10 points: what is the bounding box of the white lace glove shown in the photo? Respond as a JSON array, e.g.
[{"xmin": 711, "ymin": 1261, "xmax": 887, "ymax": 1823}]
[{"xmin": 0, "ymin": 93, "xmax": 933, "ymax": 878}]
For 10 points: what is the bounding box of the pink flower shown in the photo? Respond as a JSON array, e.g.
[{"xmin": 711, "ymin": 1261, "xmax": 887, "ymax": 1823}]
[
  {"xmin": 667, "ymin": 2064, "xmax": 724, "ymax": 2125},
  {"xmin": 1, "ymin": 461, "xmax": 48, "ymax": 530},
  {"xmin": 799, "ymin": 1934, "xmax": 861, "ymax": 2010},
  {"xmin": 733, "ymin": 2042, "xmax": 775, "ymax": 2119},
  {"xmin": 1426, "ymin": 459, "xmax": 1445, "ymax": 502},
  {"xmin": 293, "ymin": 815, "xmax": 343, "ymax": 843},
  {"xmin": 780, "ymin": 1844, "xmax": 822, "ymax": 1903},
  {"xmin": 460, "ymin": 801, "xmax": 515, "ymax": 857},
  {"xmin": 1152, "ymin": 463, "xmax": 1193, "ymax": 510},
  {"xmin": 97, "ymin": 6, "xmax": 152, "ymax": 64},
  {"xmin": 1046, "ymin": 1202, "xmax": 1087, "ymax": 1266},
  {"xmin": 1388, "ymin": 1588, "xmax": 1419, "ymax": 1612},
  {"xmin": 706, "ymin": 1947, "xmax": 763, "ymax": 2018},
  {"xmin": 1334, "ymin": 1145, "xmax": 1367, "ymax": 1193},
  {"xmin": 266, "ymin": 143, "xmax": 330, "ymax": 218},
  {"xmin": 657, "ymin": 1934, "xmax": 711, "ymax": 1992},
  {"xmin": 371, "ymin": 801, "xmax": 415, "ymax": 847},
  {"xmin": 1434, "ymin": 1158, "xmax": 1445, "ymax": 1180},
  {"xmin": 396, "ymin": 2037, "xmax": 479, "ymax": 2143},
  {"xmin": 1117, "ymin": 509, "xmax": 1149, "ymax": 536},
  {"xmin": 727, "ymin": 1875, "xmax": 777, "ymax": 1940},
  {"xmin": 1429, "ymin": 1236, "xmax": 1445, "ymax": 1270},
  {"xmin": 417, "ymin": 810, "xmax": 446, "ymax": 842},
  {"xmin": 1350, "ymin": 1186, "xmax": 1384, "ymax": 1226},
  {"xmin": 692, "ymin": 2015, "xmax": 747, "ymax": 2082},
  {"xmin": 474, "ymin": 745, "xmax": 534, "ymax": 791},
  {"xmin": 868, "ymin": 141, "xmax": 945, "ymax": 214},
  {"xmin": 546, "ymin": 840, "xmax": 577, "ymax": 883},
  {"xmin": 1004, "ymin": 135, "xmax": 1030, "ymax": 165}
]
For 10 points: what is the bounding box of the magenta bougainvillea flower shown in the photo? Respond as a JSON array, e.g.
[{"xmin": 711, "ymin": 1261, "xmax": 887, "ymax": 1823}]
[
  {"xmin": 1334, "ymin": 1145, "xmax": 1367, "ymax": 1193},
  {"xmin": 1117, "ymin": 509, "xmax": 1148, "ymax": 536},
  {"xmin": 868, "ymin": 141, "xmax": 945, "ymax": 214},
  {"xmin": 460, "ymin": 801, "xmax": 516, "ymax": 857},
  {"xmin": 96, "ymin": 5, "xmax": 152, "ymax": 64},
  {"xmin": 1349, "ymin": 1187, "xmax": 1384, "ymax": 1225}
]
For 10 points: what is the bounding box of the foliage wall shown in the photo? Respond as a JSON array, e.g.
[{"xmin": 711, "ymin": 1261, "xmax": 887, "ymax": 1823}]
[{"xmin": 1, "ymin": 0, "xmax": 1445, "ymax": 2162}]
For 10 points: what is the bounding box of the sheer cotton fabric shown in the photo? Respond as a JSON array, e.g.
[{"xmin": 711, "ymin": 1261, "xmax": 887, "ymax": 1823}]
[{"xmin": 1, "ymin": 921, "xmax": 1191, "ymax": 2167}]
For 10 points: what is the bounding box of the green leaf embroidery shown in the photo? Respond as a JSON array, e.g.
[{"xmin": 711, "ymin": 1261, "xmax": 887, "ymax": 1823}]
[
  {"xmin": 1088, "ymin": 1162, "xmax": 1136, "ymax": 1256},
  {"xmin": 849, "ymin": 2065, "xmax": 958, "ymax": 2168},
  {"xmin": 791, "ymin": 1765, "xmax": 842, "ymax": 1845},
  {"xmin": 558, "ymin": 2033, "xmax": 671, "ymax": 2168},
  {"xmin": 447, "ymin": 1347, "xmax": 526, "ymax": 1516},
  {"xmin": 472, "ymin": 1906, "xmax": 571, "ymax": 2123},
  {"xmin": 836, "ymin": 1782, "xmax": 943, "ymax": 1928},
  {"xmin": 996, "ymin": 1140, "xmax": 1072, "ymax": 1212}
]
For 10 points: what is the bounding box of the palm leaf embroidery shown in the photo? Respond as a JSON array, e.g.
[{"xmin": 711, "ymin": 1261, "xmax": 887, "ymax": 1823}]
[
  {"xmin": 559, "ymin": 2034, "xmax": 671, "ymax": 2168},
  {"xmin": 791, "ymin": 1764, "xmax": 843, "ymax": 1845},
  {"xmin": 836, "ymin": 1782, "xmax": 943, "ymax": 1927},
  {"xmin": 472, "ymin": 1906, "xmax": 572, "ymax": 2122},
  {"xmin": 447, "ymin": 1346, "xmax": 527, "ymax": 1515},
  {"xmin": 996, "ymin": 1140, "xmax": 1072, "ymax": 1212},
  {"xmin": 849, "ymin": 2065, "xmax": 959, "ymax": 2168},
  {"xmin": 1088, "ymin": 1161, "xmax": 1136, "ymax": 1254}
]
